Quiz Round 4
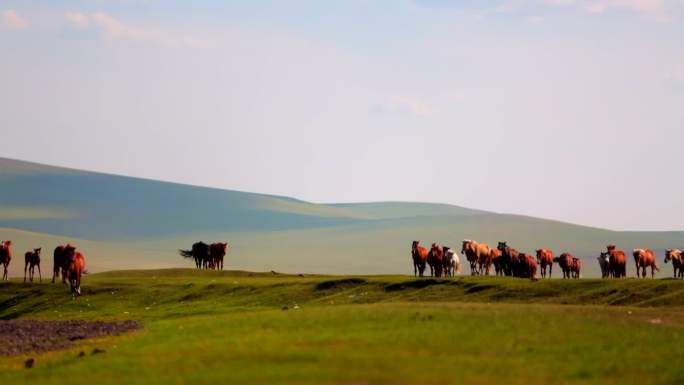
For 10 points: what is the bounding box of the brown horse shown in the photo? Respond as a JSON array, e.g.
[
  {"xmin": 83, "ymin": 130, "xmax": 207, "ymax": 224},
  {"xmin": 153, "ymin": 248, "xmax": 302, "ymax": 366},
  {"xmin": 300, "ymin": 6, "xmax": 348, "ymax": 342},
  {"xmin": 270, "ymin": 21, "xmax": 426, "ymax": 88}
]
[
  {"xmin": 633, "ymin": 249, "xmax": 659, "ymax": 278},
  {"xmin": 570, "ymin": 257, "xmax": 581, "ymax": 279},
  {"xmin": 411, "ymin": 241, "xmax": 429, "ymax": 277},
  {"xmin": 209, "ymin": 242, "xmax": 228, "ymax": 270},
  {"xmin": 462, "ymin": 240, "xmax": 491, "ymax": 276},
  {"xmin": 607, "ymin": 245, "xmax": 627, "ymax": 278},
  {"xmin": 490, "ymin": 248, "xmax": 503, "ymax": 276},
  {"xmin": 64, "ymin": 247, "xmax": 86, "ymax": 296},
  {"xmin": 535, "ymin": 249, "xmax": 554, "ymax": 278},
  {"xmin": 0, "ymin": 240, "xmax": 12, "ymax": 281},
  {"xmin": 427, "ymin": 243, "xmax": 444, "ymax": 277},
  {"xmin": 478, "ymin": 247, "xmax": 494, "ymax": 276},
  {"xmin": 53, "ymin": 244, "xmax": 75, "ymax": 284},
  {"xmin": 518, "ymin": 253, "xmax": 538, "ymax": 280},
  {"xmin": 664, "ymin": 249, "xmax": 683, "ymax": 279},
  {"xmin": 24, "ymin": 248, "xmax": 42, "ymax": 283},
  {"xmin": 553, "ymin": 253, "xmax": 573, "ymax": 279},
  {"xmin": 497, "ymin": 242, "xmax": 518, "ymax": 276}
]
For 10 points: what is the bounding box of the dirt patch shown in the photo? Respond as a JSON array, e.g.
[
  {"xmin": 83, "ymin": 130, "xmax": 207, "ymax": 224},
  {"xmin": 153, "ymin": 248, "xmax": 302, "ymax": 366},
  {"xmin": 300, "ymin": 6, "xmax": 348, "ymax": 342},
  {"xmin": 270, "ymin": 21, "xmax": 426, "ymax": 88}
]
[
  {"xmin": 315, "ymin": 278, "xmax": 367, "ymax": 290},
  {"xmin": 0, "ymin": 320, "xmax": 140, "ymax": 356},
  {"xmin": 385, "ymin": 279, "xmax": 448, "ymax": 292}
]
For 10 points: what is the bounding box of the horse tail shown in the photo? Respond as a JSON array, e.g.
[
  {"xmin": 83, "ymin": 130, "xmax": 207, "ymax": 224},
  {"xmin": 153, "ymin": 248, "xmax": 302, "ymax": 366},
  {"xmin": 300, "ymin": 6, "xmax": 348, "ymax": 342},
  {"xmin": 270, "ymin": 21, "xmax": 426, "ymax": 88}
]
[{"xmin": 179, "ymin": 249, "xmax": 194, "ymax": 259}]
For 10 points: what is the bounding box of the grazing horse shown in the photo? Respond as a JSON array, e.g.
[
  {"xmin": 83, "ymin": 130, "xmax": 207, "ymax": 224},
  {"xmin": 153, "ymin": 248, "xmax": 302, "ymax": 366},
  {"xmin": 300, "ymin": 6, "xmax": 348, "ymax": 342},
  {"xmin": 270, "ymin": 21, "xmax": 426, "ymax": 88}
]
[
  {"xmin": 462, "ymin": 240, "xmax": 491, "ymax": 276},
  {"xmin": 570, "ymin": 257, "xmax": 581, "ymax": 279},
  {"xmin": 179, "ymin": 242, "xmax": 210, "ymax": 269},
  {"xmin": 553, "ymin": 253, "xmax": 573, "ymax": 279},
  {"xmin": 518, "ymin": 253, "xmax": 538, "ymax": 280},
  {"xmin": 427, "ymin": 243, "xmax": 445, "ymax": 277},
  {"xmin": 24, "ymin": 248, "xmax": 42, "ymax": 283},
  {"xmin": 0, "ymin": 241, "xmax": 12, "ymax": 281},
  {"xmin": 490, "ymin": 248, "xmax": 504, "ymax": 276},
  {"xmin": 607, "ymin": 245, "xmax": 627, "ymax": 278},
  {"xmin": 633, "ymin": 249, "xmax": 659, "ymax": 278},
  {"xmin": 53, "ymin": 244, "xmax": 74, "ymax": 284},
  {"xmin": 598, "ymin": 252, "xmax": 611, "ymax": 278},
  {"xmin": 411, "ymin": 241, "xmax": 429, "ymax": 277},
  {"xmin": 664, "ymin": 249, "xmax": 683, "ymax": 279},
  {"xmin": 535, "ymin": 249, "xmax": 554, "ymax": 278},
  {"xmin": 209, "ymin": 242, "xmax": 228, "ymax": 270},
  {"xmin": 64, "ymin": 247, "xmax": 86, "ymax": 296},
  {"xmin": 497, "ymin": 242, "xmax": 519, "ymax": 276}
]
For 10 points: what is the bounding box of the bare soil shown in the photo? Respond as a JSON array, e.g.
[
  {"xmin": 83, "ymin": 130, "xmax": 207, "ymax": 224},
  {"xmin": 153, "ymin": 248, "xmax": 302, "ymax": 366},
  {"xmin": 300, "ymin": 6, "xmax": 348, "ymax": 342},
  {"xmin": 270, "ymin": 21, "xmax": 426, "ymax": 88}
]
[{"xmin": 0, "ymin": 320, "xmax": 140, "ymax": 355}]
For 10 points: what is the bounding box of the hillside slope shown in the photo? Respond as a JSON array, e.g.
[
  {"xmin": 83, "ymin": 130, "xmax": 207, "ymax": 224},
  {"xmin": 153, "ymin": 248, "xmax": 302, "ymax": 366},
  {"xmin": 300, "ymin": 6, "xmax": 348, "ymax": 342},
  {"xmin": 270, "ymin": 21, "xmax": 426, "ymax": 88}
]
[{"xmin": 1, "ymin": 157, "xmax": 683, "ymax": 277}]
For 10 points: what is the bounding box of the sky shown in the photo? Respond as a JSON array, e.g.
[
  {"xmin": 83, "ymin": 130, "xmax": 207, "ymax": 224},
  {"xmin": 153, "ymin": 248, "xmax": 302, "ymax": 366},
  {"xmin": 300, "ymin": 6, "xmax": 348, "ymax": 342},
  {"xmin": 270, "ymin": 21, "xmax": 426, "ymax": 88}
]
[{"xmin": 1, "ymin": 0, "xmax": 683, "ymax": 231}]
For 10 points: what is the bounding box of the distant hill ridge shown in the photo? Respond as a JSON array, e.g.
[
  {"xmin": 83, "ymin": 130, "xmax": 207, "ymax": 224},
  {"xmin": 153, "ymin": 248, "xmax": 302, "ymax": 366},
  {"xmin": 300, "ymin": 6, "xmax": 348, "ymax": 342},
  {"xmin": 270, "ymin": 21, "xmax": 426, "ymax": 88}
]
[{"xmin": 1, "ymin": 157, "xmax": 682, "ymax": 277}]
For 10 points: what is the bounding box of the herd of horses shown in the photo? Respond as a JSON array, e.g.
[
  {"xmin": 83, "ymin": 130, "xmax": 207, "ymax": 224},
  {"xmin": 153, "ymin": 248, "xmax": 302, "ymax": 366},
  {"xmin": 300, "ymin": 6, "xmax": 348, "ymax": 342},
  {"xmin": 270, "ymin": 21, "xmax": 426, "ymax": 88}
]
[
  {"xmin": 0, "ymin": 240, "xmax": 87, "ymax": 295},
  {"xmin": 412, "ymin": 240, "xmax": 684, "ymax": 280},
  {"xmin": 179, "ymin": 242, "xmax": 229, "ymax": 270}
]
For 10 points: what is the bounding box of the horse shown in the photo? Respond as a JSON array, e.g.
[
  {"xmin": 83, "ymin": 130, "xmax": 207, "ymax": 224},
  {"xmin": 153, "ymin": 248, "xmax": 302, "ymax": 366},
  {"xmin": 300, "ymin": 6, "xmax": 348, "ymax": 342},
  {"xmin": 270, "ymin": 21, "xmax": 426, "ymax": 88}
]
[
  {"xmin": 607, "ymin": 245, "xmax": 627, "ymax": 278},
  {"xmin": 490, "ymin": 248, "xmax": 504, "ymax": 276},
  {"xmin": 553, "ymin": 253, "xmax": 573, "ymax": 279},
  {"xmin": 478, "ymin": 247, "xmax": 494, "ymax": 276},
  {"xmin": 64, "ymin": 247, "xmax": 86, "ymax": 296},
  {"xmin": 633, "ymin": 249, "xmax": 659, "ymax": 278},
  {"xmin": 598, "ymin": 252, "xmax": 611, "ymax": 278},
  {"xmin": 24, "ymin": 248, "xmax": 42, "ymax": 283},
  {"xmin": 427, "ymin": 243, "xmax": 444, "ymax": 277},
  {"xmin": 0, "ymin": 241, "xmax": 12, "ymax": 281},
  {"xmin": 209, "ymin": 242, "xmax": 228, "ymax": 270},
  {"xmin": 442, "ymin": 246, "xmax": 454, "ymax": 277},
  {"xmin": 664, "ymin": 249, "xmax": 683, "ymax": 279},
  {"xmin": 53, "ymin": 244, "xmax": 74, "ymax": 284},
  {"xmin": 570, "ymin": 257, "xmax": 581, "ymax": 279},
  {"xmin": 179, "ymin": 242, "xmax": 210, "ymax": 269},
  {"xmin": 446, "ymin": 248, "xmax": 461, "ymax": 276},
  {"xmin": 411, "ymin": 241, "xmax": 429, "ymax": 277},
  {"xmin": 462, "ymin": 240, "xmax": 491, "ymax": 276},
  {"xmin": 497, "ymin": 242, "xmax": 519, "ymax": 276},
  {"xmin": 518, "ymin": 253, "xmax": 538, "ymax": 280},
  {"xmin": 535, "ymin": 249, "xmax": 554, "ymax": 278}
]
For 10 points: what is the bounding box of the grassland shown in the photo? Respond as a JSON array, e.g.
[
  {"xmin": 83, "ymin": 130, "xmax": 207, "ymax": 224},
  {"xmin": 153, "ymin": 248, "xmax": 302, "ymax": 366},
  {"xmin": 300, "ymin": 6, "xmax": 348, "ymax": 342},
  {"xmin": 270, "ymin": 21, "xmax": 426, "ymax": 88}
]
[{"xmin": 2, "ymin": 269, "xmax": 684, "ymax": 385}]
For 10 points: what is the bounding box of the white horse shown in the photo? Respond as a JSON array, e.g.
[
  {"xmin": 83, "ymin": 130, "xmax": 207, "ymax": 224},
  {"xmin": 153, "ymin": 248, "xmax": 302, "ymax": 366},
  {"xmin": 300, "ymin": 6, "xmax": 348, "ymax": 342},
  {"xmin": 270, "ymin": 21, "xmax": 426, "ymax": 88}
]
[{"xmin": 445, "ymin": 249, "xmax": 461, "ymax": 276}]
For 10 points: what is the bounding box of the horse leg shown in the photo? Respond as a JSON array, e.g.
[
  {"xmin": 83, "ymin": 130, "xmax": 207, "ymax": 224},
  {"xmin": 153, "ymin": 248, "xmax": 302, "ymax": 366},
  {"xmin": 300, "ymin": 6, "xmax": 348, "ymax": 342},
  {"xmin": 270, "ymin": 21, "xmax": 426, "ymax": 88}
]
[{"xmin": 37, "ymin": 264, "xmax": 42, "ymax": 282}]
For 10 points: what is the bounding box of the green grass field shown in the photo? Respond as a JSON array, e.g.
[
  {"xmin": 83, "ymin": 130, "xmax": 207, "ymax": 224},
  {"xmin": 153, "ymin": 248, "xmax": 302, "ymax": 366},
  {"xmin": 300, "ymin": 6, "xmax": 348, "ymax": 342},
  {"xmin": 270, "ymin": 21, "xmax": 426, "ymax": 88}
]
[{"xmin": 2, "ymin": 269, "xmax": 684, "ymax": 385}]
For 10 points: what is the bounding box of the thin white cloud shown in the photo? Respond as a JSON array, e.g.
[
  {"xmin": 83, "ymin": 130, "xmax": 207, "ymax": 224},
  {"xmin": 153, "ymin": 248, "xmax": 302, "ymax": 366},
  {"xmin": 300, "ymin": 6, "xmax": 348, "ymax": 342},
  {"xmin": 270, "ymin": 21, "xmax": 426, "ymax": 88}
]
[
  {"xmin": 63, "ymin": 11, "xmax": 205, "ymax": 48},
  {"xmin": 64, "ymin": 11, "xmax": 90, "ymax": 29},
  {"xmin": 1, "ymin": 9, "xmax": 28, "ymax": 30}
]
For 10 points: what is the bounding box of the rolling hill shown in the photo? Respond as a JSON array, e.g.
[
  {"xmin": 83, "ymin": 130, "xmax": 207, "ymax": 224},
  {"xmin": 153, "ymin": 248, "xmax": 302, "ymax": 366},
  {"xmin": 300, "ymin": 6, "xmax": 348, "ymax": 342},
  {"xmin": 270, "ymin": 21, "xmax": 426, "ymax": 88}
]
[{"xmin": 1, "ymin": 157, "xmax": 682, "ymax": 277}]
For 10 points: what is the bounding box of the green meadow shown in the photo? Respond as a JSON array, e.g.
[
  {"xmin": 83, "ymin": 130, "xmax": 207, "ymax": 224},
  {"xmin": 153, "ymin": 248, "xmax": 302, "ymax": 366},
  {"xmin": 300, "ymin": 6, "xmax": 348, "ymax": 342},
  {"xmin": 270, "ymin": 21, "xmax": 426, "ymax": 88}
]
[{"xmin": 2, "ymin": 269, "xmax": 684, "ymax": 385}]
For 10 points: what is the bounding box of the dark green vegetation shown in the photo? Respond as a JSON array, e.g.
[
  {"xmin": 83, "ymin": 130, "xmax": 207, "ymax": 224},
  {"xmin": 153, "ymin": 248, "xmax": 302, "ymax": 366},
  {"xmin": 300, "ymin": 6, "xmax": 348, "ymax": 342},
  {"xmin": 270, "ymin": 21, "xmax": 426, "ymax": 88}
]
[
  {"xmin": 1, "ymin": 157, "xmax": 683, "ymax": 277},
  {"xmin": 2, "ymin": 269, "xmax": 684, "ymax": 384}
]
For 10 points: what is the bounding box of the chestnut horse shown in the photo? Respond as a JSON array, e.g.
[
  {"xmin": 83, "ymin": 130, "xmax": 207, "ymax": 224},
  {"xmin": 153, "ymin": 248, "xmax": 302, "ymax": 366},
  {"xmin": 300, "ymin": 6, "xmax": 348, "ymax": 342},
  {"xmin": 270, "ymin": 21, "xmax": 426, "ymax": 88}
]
[
  {"xmin": 518, "ymin": 253, "xmax": 538, "ymax": 280},
  {"xmin": 553, "ymin": 253, "xmax": 573, "ymax": 279},
  {"xmin": 478, "ymin": 247, "xmax": 494, "ymax": 276},
  {"xmin": 0, "ymin": 241, "xmax": 12, "ymax": 281},
  {"xmin": 64, "ymin": 246, "xmax": 86, "ymax": 295},
  {"xmin": 462, "ymin": 240, "xmax": 491, "ymax": 276},
  {"xmin": 24, "ymin": 248, "xmax": 42, "ymax": 283},
  {"xmin": 570, "ymin": 257, "xmax": 581, "ymax": 279},
  {"xmin": 427, "ymin": 243, "xmax": 444, "ymax": 277},
  {"xmin": 633, "ymin": 249, "xmax": 659, "ymax": 278},
  {"xmin": 607, "ymin": 245, "xmax": 627, "ymax": 278},
  {"xmin": 664, "ymin": 249, "xmax": 683, "ymax": 279},
  {"xmin": 490, "ymin": 248, "xmax": 504, "ymax": 276},
  {"xmin": 411, "ymin": 241, "xmax": 429, "ymax": 277},
  {"xmin": 209, "ymin": 242, "xmax": 228, "ymax": 270},
  {"xmin": 535, "ymin": 249, "xmax": 554, "ymax": 278}
]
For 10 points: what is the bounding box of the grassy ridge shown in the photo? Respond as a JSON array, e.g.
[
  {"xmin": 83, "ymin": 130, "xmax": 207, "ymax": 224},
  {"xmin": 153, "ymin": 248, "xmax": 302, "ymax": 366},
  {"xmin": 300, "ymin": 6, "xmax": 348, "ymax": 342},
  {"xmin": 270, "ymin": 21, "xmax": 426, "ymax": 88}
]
[{"xmin": 1, "ymin": 270, "xmax": 684, "ymax": 384}]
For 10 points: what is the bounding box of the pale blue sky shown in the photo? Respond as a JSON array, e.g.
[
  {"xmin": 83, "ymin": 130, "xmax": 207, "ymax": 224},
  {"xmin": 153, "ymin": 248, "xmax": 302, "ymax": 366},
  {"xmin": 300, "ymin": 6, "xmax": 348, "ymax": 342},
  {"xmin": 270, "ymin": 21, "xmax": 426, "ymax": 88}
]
[{"xmin": 1, "ymin": 1, "xmax": 683, "ymax": 230}]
